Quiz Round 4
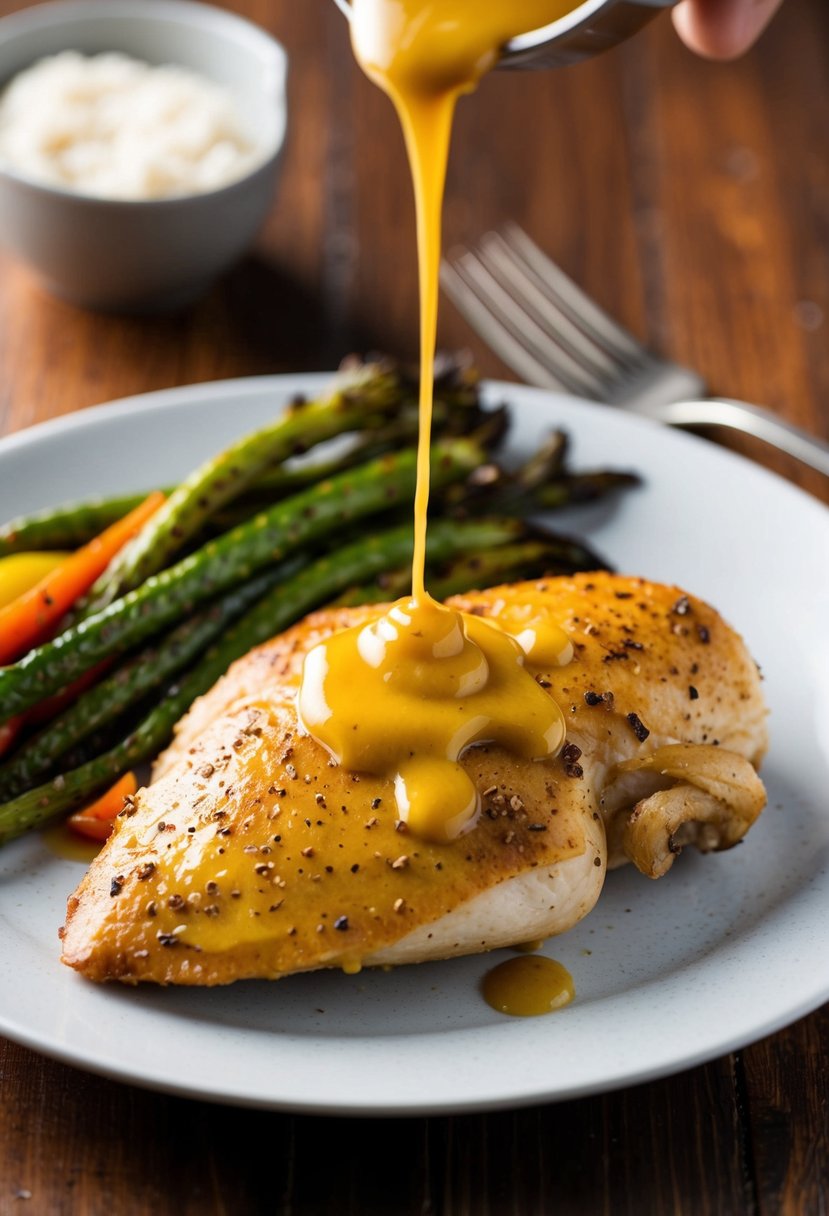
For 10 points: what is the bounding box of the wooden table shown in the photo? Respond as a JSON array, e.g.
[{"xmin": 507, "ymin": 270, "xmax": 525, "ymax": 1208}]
[{"xmin": 1, "ymin": 1, "xmax": 827, "ymax": 1212}]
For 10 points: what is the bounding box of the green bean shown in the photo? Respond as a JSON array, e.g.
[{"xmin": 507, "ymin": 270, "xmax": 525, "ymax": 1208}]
[
  {"xmin": 533, "ymin": 470, "xmax": 642, "ymax": 509},
  {"xmin": 0, "ymin": 493, "xmax": 157, "ymax": 557},
  {"xmin": 334, "ymin": 533, "xmax": 607, "ymax": 607},
  {"xmin": 0, "ymin": 515, "xmax": 519, "ymax": 844},
  {"xmin": 0, "ymin": 571, "xmax": 281, "ymax": 801},
  {"xmin": 83, "ymin": 361, "xmax": 409, "ymax": 611},
  {"xmin": 0, "ymin": 440, "xmax": 482, "ymax": 719}
]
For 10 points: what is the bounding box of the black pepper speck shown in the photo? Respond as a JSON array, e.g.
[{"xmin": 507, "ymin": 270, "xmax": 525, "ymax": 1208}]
[{"xmin": 627, "ymin": 712, "xmax": 650, "ymax": 742}]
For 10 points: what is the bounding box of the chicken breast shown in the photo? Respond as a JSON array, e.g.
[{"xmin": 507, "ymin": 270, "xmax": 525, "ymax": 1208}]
[{"xmin": 60, "ymin": 572, "xmax": 767, "ymax": 985}]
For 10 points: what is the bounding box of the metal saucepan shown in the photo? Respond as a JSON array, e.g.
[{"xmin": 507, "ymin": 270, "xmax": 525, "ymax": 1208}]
[{"xmin": 331, "ymin": 0, "xmax": 677, "ymax": 70}]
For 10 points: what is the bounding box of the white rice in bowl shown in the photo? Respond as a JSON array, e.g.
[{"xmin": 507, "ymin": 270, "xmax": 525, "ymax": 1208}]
[{"xmin": 0, "ymin": 50, "xmax": 267, "ymax": 199}]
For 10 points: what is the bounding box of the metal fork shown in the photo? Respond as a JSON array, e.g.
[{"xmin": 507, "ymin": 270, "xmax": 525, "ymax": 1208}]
[{"xmin": 440, "ymin": 224, "xmax": 829, "ymax": 478}]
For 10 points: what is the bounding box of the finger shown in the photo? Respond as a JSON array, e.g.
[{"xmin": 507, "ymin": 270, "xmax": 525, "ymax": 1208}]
[{"xmin": 672, "ymin": 0, "xmax": 785, "ymax": 60}]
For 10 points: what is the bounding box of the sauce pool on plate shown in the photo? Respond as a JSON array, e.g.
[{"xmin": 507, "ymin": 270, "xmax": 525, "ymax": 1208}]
[{"xmin": 482, "ymin": 955, "xmax": 575, "ymax": 1017}]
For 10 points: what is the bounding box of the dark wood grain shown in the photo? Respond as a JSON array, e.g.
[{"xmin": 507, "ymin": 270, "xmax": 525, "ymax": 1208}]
[
  {"xmin": 4, "ymin": 1025, "xmax": 823, "ymax": 1216},
  {"xmin": 742, "ymin": 1006, "xmax": 829, "ymax": 1216},
  {"xmin": 0, "ymin": 0, "xmax": 827, "ymax": 1212}
]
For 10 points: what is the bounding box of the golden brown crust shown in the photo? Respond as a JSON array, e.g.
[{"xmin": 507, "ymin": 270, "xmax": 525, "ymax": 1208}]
[{"xmin": 61, "ymin": 694, "xmax": 591, "ymax": 985}]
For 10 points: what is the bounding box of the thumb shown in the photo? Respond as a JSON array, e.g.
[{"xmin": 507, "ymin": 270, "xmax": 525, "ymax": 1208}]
[{"xmin": 672, "ymin": 0, "xmax": 784, "ymax": 59}]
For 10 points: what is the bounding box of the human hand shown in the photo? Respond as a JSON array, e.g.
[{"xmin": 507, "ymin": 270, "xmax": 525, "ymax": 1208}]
[{"xmin": 672, "ymin": 0, "xmax": 784, "ymax": 59}]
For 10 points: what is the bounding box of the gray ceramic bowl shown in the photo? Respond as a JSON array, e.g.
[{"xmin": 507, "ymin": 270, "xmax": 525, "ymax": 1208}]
[{"xmin": 0, "ymin": 0, "xmax": 287, "ymax": 312}]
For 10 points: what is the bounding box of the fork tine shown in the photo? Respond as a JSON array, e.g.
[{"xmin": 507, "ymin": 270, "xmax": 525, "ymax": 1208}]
[
  {"xmin": 499, "ymin": 223, "xmax": 646, "ymax": 365},
  {"xmin": 442, "ymin": 253, "xmax": 606, "ymax": 399},
  {"xmin": 440, "ymin": 260, "xmax": 583, "ymax": 394},
  {"xmin": 477, "ymin": 231, "xmax": 627, "ymax": 386}
]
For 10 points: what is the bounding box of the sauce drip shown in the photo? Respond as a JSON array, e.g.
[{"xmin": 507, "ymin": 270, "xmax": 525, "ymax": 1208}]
[
  {"xmin": 482, "ymin": 955, "xmax": 575, "ymax": 1016},
  {"xmin": 300, "ymin": 0, "xmax": 577, "ymax": 843}
]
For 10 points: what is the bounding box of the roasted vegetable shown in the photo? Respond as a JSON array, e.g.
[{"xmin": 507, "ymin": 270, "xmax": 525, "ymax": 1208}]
[
  {"xmin": 0, "ymin": 515, "xmax": 523, "ymax": 843},
  {"xmin": 0, "ymin": 492, "xmax": 165, "ymax": 665}
]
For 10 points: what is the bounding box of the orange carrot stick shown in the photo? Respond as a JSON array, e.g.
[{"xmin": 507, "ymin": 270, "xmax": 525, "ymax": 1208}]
[
  {"xmin": 0, "ymin": 492, "xmax": 165, "ymax": 666},
  {"xmin": 66, "ymin": 817, "xmax": 112, "ymax": 843},
  {"xmin": 66, "ymin": 771, "xmax": 138, "ymax": 842}
]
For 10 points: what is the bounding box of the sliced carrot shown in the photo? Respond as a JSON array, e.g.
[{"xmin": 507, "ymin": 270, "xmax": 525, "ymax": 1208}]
[
  {"xmin": 0, "ymin": 491, "xmax": 165, "ymax": 666},
  {"xmin": 65, "ymin": 815, "xmax": 114, "ymax": 843},
  {"xmin": 0, "ymin": 715, "xmax": 24, "ymax": 758},
  {"xmin": 0, "ymin": 661, "xmax": 112, "ymax": 764},
  {"xmin": 67, "ymin": 772, "xmax": 138, "ymax": 842},
  {"xmin": 25, "ymin": 659, "xmax": 113, "ymax": 727}
]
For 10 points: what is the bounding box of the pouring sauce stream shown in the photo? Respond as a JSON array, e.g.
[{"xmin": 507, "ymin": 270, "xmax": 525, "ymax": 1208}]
[{"xmin": 299, "ymin": 0, "xmax": 579, "ymax": 1006}]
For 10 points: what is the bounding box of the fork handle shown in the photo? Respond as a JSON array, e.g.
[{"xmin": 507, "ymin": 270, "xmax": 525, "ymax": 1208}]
[{"xmin": 638, "ymin": 397, "xmax": 829, "ymax": 480}]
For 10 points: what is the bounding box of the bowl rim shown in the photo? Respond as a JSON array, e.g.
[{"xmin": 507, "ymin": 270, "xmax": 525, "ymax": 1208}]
[{"xmin": 0, "ymin": 0, "xmax": 288, "ymax": 208}]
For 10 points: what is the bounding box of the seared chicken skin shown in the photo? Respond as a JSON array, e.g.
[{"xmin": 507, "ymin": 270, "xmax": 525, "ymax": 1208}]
[{"xmin": 61, "ymin": 573, "xmax": 767, "ymax": 985}]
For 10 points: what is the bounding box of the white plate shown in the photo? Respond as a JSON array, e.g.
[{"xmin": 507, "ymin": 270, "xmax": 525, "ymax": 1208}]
[{"xmin": 0, "ymin": 374, "xmax": 827, "ymax": 1115}]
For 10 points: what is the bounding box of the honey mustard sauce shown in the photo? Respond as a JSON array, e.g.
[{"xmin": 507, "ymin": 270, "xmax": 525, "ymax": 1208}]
[
  {"xmin": 513, "ymin": 939, "xmax": 546, "ymax": 954},
  {"xmin": 298, "ymin": 600, "xmax": 568, "ymax": 841},
  {"xmin": 296, "ymin": 0, "xmax": 580, "ymax": 993},
  {"xmin": 41, "ymin": 822, "xmax": 99, "ymax": 864},
  {"xmin": 482, "ymin": 955, "xmax": 575, "ymax": 1017}
]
